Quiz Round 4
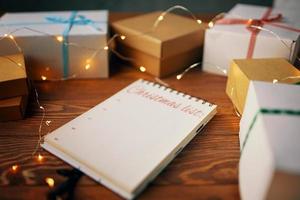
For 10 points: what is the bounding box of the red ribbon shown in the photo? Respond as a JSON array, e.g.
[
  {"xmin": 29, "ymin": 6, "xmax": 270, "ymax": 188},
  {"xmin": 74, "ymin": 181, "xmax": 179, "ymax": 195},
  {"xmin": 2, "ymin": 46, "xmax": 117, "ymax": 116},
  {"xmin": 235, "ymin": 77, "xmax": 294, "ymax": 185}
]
[{"xmin": 216, "ymin": 8, "xmax": 300, "ymax": 58}]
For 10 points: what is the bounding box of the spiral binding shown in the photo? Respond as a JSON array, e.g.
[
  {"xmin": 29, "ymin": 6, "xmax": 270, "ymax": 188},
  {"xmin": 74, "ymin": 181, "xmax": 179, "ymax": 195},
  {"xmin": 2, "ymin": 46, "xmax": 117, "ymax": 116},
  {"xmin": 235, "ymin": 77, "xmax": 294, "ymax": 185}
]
[{"xmin": 140, "ymin": 79, "xmax": 215, "ymax": 107}]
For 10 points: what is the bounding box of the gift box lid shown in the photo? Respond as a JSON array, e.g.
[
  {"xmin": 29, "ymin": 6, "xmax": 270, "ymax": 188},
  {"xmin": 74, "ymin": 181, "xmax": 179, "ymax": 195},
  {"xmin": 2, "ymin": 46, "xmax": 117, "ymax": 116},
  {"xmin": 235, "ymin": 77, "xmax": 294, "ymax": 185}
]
[
  {"xmin": 233, "ymin": 58, "xmax": 300, "ymax": 84},
  {"xmin": 211, "ymin": 4, "xmax": 299, "ymax": 41},
  {"xmin": 112, "ymin": 11, "xmax": 205, "ymax": 59},
  {"xmin": 0, "ymin": 10, "xmax": 108, "ymax": 37},
  {"xmin": 0, "ymin": 53, "xmax": 26, "ymax": 82},
  {"xmin": 226, "ymin": 58, "xmax": 300, "ymax": 114}
]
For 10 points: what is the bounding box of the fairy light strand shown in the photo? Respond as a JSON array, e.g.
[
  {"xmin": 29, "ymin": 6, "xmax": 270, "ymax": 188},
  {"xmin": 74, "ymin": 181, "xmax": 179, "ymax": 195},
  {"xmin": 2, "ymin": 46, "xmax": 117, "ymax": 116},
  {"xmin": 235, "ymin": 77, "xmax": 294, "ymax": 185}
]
[
  {"xmin": 4, "ymin": 5, "xmax": 299, "ymax": 183},
  {"xmin": 152, "ymin": 5, "xmax": 203, "ymax": 29},
  {"xmin": 1, "ymin": 5, "xmax": 208, "ymax": 184},
  {"xmin": 176, "ymin": 62, "xmax": 227, "ymax": 80}
]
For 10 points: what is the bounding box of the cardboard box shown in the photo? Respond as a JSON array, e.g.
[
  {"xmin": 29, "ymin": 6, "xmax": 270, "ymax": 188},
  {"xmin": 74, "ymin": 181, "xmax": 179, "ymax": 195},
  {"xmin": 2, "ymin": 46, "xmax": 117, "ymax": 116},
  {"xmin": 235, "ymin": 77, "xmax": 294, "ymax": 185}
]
[
  {"xmin": 202, "ymin": 4, "xmax": 300, "ymax": 76},
  {"xmin": 0, "ymin": 10, "xmax": 109, "ymax": 80},
  {"xmin": 112, "ymin": 11, "xmax": 205, "ymax": 77},
  {"xmin": 226, "ymin": 58, "xmax": 300, "ymax": 114},
  {"xmin": 0, "ymin": 95, "xmax": 28, "ymax": 121},
  {"xmin": 0, "ymin": 54, "xmax": 29, "ymax": 99},
  {"xmin": 239, "ymin": 81, "xmax": 300, "ymax": 200}
]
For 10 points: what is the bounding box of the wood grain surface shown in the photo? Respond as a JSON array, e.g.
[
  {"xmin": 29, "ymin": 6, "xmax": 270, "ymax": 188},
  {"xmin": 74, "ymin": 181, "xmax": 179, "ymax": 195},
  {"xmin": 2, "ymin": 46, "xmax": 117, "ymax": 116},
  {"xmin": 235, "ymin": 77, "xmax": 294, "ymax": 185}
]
[{"xmin": 0, "ymin": 13, "xmax": 241, "ymax": 200}]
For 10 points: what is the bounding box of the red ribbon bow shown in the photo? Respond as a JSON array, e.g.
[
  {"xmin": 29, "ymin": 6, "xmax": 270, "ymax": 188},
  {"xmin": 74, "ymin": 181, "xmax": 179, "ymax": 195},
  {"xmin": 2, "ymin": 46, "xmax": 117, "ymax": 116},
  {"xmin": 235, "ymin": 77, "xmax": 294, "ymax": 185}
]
[{"xmin": 216, "ymin": 8, "xmax": 300, "ymax": 58}]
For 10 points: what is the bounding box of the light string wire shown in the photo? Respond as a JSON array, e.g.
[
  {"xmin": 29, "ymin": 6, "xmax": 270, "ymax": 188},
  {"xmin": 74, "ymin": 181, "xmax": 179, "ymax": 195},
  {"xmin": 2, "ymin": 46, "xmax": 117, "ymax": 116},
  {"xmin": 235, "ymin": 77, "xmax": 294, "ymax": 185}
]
[
  {"xmin": 4, "ymin": 4, "xmax": 299, "ymax": 184},
  {"xmin": 0, "ymin": 5, "xmax": 206, "ymax": 185}
]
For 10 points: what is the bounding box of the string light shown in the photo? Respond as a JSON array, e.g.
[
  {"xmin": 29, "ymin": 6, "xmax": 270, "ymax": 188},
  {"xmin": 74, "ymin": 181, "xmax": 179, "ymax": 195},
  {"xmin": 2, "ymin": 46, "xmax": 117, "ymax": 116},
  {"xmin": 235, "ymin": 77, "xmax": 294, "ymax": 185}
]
[
  {"xmin": 158, "ymin": 15, "xmax": 164, "ymax": 21},
  {"xmin": 207, "ymin": 12, "xmax": 226, "ymax": 29},
  {"xmin": 0, "ymin": 5, "xmax": 212, "ymax": 81},
  {"xmin": 272, "ymin": 76, "xmax": 300, "ymax": 84},
  {"xmin": 45, "ymin": 177, "xmax": 55, "ymax": 187},
  {"xmin": 3, "ymin": 5, "xmax": 299, "ymax": 185},
  {"xmin": 120, "ymin": 35, "xmax": 126, "ymax": 40},
  {"xmin": 197, "ymin": 19, "xmax": 202, "ymax": 24},
  {"xmin": 139, "ymin": 66, "xmax": 146, "ymax": 72},
  {"xmin": 37, "ymin": 154, "xmax": 44, "ymax": 162},
  {"xmin": 152, "ymin": 5, "xmax": 203, "ymax": 29},
  {"xmin": 11, "ymin": 165, "xmax": 19, "ymax": 172},
  {"xmin": 154, "ymin": 77, "xmax": 169, "ymax": 87},
  {"xmin": 85, "ymin": 63, "xmax": 91, "ymax": 70},
  {"xmin": 56, "ymin": 36, "xmax": 63, "ymax": 42},
  {"xmin": 176, "ymin": 62, "xmax": 227, "ymax": 80}
]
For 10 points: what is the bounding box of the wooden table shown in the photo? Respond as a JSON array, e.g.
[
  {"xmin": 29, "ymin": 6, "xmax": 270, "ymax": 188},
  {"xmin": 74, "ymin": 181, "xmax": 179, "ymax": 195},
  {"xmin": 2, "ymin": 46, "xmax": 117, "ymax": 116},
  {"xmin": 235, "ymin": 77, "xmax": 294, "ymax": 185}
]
[{"xmin": 0, "ymin": 13, "xmax": 240, "ymax": 200}]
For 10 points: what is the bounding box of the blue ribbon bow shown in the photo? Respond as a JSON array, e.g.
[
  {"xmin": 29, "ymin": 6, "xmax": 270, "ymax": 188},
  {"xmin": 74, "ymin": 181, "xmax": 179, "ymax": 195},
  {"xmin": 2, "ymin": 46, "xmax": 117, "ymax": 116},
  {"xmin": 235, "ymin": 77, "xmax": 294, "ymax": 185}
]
[{"xmin": 46, "ymin": 11, "xmax": 103, "ymax": 77}]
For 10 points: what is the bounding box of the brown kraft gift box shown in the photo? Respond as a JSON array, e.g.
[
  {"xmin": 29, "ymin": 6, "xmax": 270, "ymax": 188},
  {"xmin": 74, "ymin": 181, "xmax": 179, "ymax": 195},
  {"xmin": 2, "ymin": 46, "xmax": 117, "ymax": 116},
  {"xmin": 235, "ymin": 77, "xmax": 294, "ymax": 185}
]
[
  {"xmin": 112, "ymin": 11, "xmax": 206, "ymax": 77},
  {"xmin": 0, "ymin": 54, "xmax": 29, "ymax": 99},
  {"xmin": 0, "ymin": 95, "xmax": 28, "ymax": 121},
  {"xmin": 226, "ymin": 58, "xmax": 300, "ymax": 114}
]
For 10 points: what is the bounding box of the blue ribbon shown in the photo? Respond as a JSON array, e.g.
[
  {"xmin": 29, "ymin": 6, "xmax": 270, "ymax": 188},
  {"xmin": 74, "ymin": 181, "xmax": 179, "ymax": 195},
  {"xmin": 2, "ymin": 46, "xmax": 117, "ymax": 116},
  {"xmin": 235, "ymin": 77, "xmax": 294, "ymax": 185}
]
[{"xmin": 46, "ymin": 11, "xmax": 103, "ymax": 78}]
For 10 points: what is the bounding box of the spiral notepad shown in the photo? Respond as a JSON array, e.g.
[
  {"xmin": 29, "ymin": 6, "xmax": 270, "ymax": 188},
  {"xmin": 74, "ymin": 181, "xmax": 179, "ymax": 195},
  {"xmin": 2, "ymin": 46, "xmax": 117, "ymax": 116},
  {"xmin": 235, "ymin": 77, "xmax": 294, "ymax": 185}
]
[{"xmin": 42, "ymin": 79, "xmax": 217, "ymax": 199}]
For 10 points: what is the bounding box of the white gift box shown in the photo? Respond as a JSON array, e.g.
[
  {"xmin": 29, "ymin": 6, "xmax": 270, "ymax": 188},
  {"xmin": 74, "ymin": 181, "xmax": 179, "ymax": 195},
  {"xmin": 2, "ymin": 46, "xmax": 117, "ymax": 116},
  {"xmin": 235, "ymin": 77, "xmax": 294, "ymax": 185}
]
[
  {"xmin": 0, "ymin": 10, "xmax": 109, "ymax": 80},
  {"xmin": 202, "ymin": 4, "xmax": 300, "ymax": 76},
  {"xmin": 239, "ymin": 81, "xmax": 300, "ymax": 200},
  {"xmin": 274, "ymin": 0, "xmax": 300, "ymax": 12}
]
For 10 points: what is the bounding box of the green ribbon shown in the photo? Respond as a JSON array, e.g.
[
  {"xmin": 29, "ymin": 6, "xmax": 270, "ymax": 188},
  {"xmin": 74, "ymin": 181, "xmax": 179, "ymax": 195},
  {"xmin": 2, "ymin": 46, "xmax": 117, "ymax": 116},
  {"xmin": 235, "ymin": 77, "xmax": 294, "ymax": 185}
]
[{"xmin": 241, "ymin": 108, "xmax": 300, "ymax": 154}]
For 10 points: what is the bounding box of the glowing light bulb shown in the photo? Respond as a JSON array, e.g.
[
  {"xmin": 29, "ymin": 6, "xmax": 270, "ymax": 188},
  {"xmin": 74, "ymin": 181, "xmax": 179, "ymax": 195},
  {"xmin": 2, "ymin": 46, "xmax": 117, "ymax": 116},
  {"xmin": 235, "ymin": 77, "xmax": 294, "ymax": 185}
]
[
  {"xmin": 273, "ymin": 79, "xmax": 278, "ymax": 84},
  {"xmin": 4, "ymin": 34, "xmax": 8, "ymax": 37},
  {"xmin": 11, "ymin": 165, "xmax": 19, "ymax": 172},
  {"xmin": 139, "ymin": 66, "xmax": 146, "ymax": 72},
  {"xmin": 45, "ymin": 177, "xmax": 55, "ymax": 188},
  {"xmin": 158, "ymin": 15, "xmax": 164, "ymax": 21},
  {"xmin": 103, "ymin": 46, "xmax": 109, "ymax": 50},
  {"xmin": 41, "ymin": 75, "xmax": 47, "ymax": 81},
  {"xmin": 197, "ymin": 19, "xmax": 202, "ymax": 24},
  {"xmin": 222, "ymin": 69, "xmax": 227, "ymax": 75},
  {"xmin": 208, "ymin": 21, "xmax": 214, "ymax": 28},
  {"xmin": 85, "ymin": 63, "xmax": 91, "ymax": 70},
  {"xmin": 120, "ymin": 35, "xmax": 126, "ymax": 40},
  {"xmin": 176, "ymin": 74, "xmax": 182, "ymax": 80},
  {"xmin": 37, "ymin": 154, "xmax": 44, "ymax": 162},
  {"xmin": 39, "ymin": 106, "xmax": 44, "ymax": 110},
  {"xmin": 247, "ymin": 19, "xmax": 253, "ymax": 25},
  {"xmin": 56, "ymin": 36, "xmax": 63, "ymax": 42},
  {"xmin": 45, "ymin": 120, "xmax": 52, "ymax": 126}
]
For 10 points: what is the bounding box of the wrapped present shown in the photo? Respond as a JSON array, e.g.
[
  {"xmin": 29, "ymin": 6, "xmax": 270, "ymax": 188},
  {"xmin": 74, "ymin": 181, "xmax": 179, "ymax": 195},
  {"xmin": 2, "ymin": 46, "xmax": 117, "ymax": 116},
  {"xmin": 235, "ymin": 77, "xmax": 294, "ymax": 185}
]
[
  {"xmin": 0, "ymin": 53, "xmax": 29, "ymax": 99},
  {"xmin": 274, "ymin": 0, "xmax": 300, "ymax": 13},
  {"xmin": 226, "ymin": 58, "xmax": 300, "ymax": 114},
  {"xmin": 202, "ymin": 4, "xmax": 300, "ymax": 76},
  {"xmin": 239, "ymin": 81, "xmax": 300, "ymax": 200},
  {"xmin": 0, "ymin": 95, "xmax": 28, "ymax": 121},
  {"xmin": 0, "ymin": 10, "xmax": 109, "ymax": 80},
  {"xmin": 112, "ymin": 11, "xmax": 205, "ymax": 77}
]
